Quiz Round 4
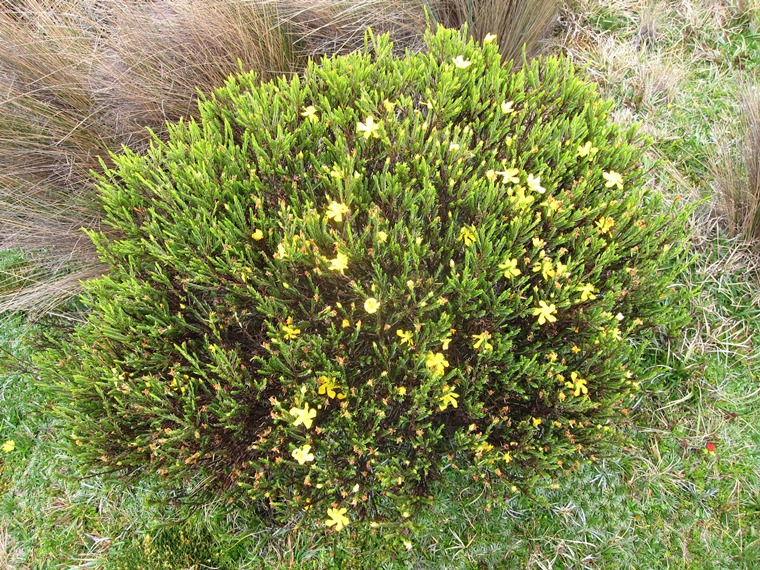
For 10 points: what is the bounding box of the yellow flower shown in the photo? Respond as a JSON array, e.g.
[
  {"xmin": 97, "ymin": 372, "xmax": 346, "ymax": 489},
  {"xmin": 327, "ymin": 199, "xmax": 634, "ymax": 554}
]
[
  {"xmin": 396, "ymin": 329, "xmax": 414, "ymax": 346},
  {"xmin": 496, "ymin": 168, "xmax": 520, "ymax": 183},
  {"xmin": 364, "ymin": 297, "xmax": 380, "ymax": 314},
  {"xmin": 472, "ymin": 331, "xmax": 493, "ymax": 351},
  {"xmin": 251, "ymin": 229, "xmax": 264, "ymax": 240},
  {"xmin": 501, "ymin": 101, "xmax": 516, "ymax": 115},
  {"xmin": 566, "ymin": 372, "xmax": 588, "ymax": 397},
  {"xmin": 595, "ymin": 216, "xmax": 615, "ymax": 235},
  {"xmin": 329, "ymin": 164, "xmax": 345, "ymax": 179},
  {"xmin": 532, "ymin": 417, "xmax": 542, "ymax": 427},
  {"xmin": 577, "ymin": 141, "xmax": 598, "ymax": 158},
  {"xmin": 383, "ymin": 99, "xmax": 396, "ymax": 114},
  {"xmin": 282, "ymin": 317, "xmax": 301, "ymax": 340},
  {"xmin": 571, "ymin": 345, "xmax": 581, "ymax": 354},
  {"xmin": 441, "ymin": 333, "xmax": 453, "ymax": 351},
  {"xmin": 292, "ymin": 444, "xmax": 315, "ymax": 465},
  {"xmin": 499, "ymin": 258, "xmax": 521, "ymax": 278},
  {"xmin": 508, "ymin": 186, "xmax": 534, "ymax": 210},
  {"xmin": 458, "ymin": 226, "xmax": 477, "ymax": 246},
  {"xmin": 1, "ymin": 440, "xmax": 15, "ymax": 453},
  {"xmin": 425, "ymin": 352, "xmax": 449, "ymax": 377},
  {"xmin": 318, "ymin": 376, "xmax": 346, "ymax": 400},
  {"xmin": 289, "ymin": 403, "xmax": 317, "ymax": 429},
  {"xmin": 452, "ymin": 55, "xmax": 471, "ymax": 69},
  {"xmin": 532, "ymin": 237, "xmax": 546, "ymax": 249},
  {"xmin": 577, "ymin": 283, "xmax": 597, "ymax": 302},
  {"xmin": 532, "ymin": 256, "xmax": 555, "ymax": 281},
  {"xmin": 397, "ymin": 386, "xmax": 407, "ymax": 396},
  {"xmin": 328, "ymin": 252, "xmax": 349, "ymax": 274},
  {"xmin": 527, "ymin": 173, "xmax": 546, "ymax": 194},
  {"xmin": 532, "ymin": 301, "xmax": 558, "ymax": 325},
  {"xmin": 485, "ymin": 169, "xmax": 498, "ymax": 182},
  {"xmin": 301, "ymin": 105, "xmax": 319, "ymax": 123},
  {"xmin": 325, "ymin": 200, "xmax": 350, "ymax": 222},
  {"xmin": 357, "ymin": 115, "xmax": 381, "ymax": 139},
  {"xmin": 325, "ymin": 507, "xmax": 350, "ymax": 531},
  {"xmin": 377, "ymin": 231, "xmax": 388, "ymax": 243},
  {"xmin": 483, "ymin": 33, "xmax": 498, "ymax": 44},
  {"xmin": 341, "ymin": 319, "xmax": 350, "ymax": 328},
  {"xmin": 603, "ymin": 171, "xmax": 624, "ymax": 189},
  {"xmin": 439, "ymin": 385, "xmax": 460, "ymax": 411},
  {"xmin": 544, "ymin": 195, "xmax": 562, "ymax": 213}
]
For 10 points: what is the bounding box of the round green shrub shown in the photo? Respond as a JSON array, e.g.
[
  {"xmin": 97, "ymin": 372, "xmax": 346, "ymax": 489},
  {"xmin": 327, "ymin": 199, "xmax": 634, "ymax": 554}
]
[{"xmin": 38, "ymin": 27, "xmax": 690, "ymax": 528}]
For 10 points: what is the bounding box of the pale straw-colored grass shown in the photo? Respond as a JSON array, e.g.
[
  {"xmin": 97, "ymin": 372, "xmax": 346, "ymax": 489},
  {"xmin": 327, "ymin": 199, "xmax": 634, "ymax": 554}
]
[
  {"xmin": 424, "ymin": 0, "xmax": 560, "ymax": 63},
  {"xmin": 711, "ymin": 84, "xmax": 760, "ymax": 251}
]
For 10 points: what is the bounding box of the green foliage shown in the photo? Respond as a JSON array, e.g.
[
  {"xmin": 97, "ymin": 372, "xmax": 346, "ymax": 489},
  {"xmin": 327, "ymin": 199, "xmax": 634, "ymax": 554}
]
[
  {"xmin": 36, "ymin": 27, "xmax": 691, "ymax": 529},
  {"xmin": 107, "ymin": 521, "xmax": 219, "ymax": 570}
]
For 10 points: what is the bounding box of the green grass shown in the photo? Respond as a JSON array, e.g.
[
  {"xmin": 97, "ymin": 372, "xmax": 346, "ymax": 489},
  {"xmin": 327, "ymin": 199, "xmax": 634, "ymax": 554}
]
[
  {"xmin": 559, "ymin": 0, "xmax": 760, "ymax": 189},
  {"xmin": 1, "ymin": 0, "xmax": 759, "ymax": 568}
]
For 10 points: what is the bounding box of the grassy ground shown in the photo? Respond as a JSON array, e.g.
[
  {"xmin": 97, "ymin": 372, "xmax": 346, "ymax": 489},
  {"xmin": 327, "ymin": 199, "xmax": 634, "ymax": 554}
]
[{"xmin": 1, "ymin": 0, "xmax": 759, "ymax": 568}]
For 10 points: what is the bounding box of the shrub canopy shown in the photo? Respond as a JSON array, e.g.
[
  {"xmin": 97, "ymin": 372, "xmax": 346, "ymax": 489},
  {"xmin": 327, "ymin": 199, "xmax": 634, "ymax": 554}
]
[{"xmin": 39, "ymin": 28, "xmax": 690, "ymax": 527}]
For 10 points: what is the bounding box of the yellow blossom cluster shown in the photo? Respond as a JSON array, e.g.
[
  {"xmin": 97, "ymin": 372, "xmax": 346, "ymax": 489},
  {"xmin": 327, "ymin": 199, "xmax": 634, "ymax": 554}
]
[
  {"xmin": 318, "ymin": 375, "xmax": 346, "ymax": 400},
  {"xmin": 325, "ymin": 507, "xmax": 350, "ymax": 531},
  {"xmin": 425, "ymin": 352, "xmax": 449, "ymax": 377},
  {"xmin": 281, "ymin": 317, "xmax": 301, "ymax": 340},
  {"xmin": 472, "ymin": 331, "xmax": 493, "ymax": 351},
  {"xmin": 532, "ymin": 301, "xmax": 558, "ymax": 325},
  {"xmin": 439, "ymin": 384, "xmax": 460, "ymax": 410}
]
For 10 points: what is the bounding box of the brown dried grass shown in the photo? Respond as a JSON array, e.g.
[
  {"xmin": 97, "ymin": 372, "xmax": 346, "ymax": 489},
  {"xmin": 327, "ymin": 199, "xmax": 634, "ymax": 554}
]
[
  {"xmin": 711, "ymin": 84, "xmax": 760, "ymax": 251},
  {"xmin": 424, "ymin": 0, "xmax": 560, "ymax": 63},
  {"xmin": 0, "ymin": 1, "xmax": 115, "ymax": 313}
]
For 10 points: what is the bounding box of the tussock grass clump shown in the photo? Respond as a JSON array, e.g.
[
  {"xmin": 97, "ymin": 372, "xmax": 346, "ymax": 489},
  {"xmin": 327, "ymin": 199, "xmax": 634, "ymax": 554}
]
[
  {"xmin": 425, "ymin": 0, "xmax": 560, "ymax": 62},
  {"xmin": 0, "ymin": 2, "xmax": 115, "ymax": 313},
  {"xmin": 0, "ymin": 0, "xmax": 303, "ymax": 314},
  {"xmin": 712, "ymin": 85, "xmax": 760, "ymax": 250},
  {"xmin": 37, "ymin": 28, "xmax": 691, "ymax": 528}
]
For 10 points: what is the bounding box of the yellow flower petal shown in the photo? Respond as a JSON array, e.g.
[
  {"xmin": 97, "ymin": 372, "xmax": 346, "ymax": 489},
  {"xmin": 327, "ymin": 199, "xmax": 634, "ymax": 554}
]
[
  {"xmin": 452, "ymin": 55, "xmax": 472, "ymax": 69},
  {"xmin": 292, "ymin": 444, "xmax": 315, "ymax": 465},
  {"xmin": 325, "ymin": 507, "xmax": 350, "ymax": 531},
  {"xmin": 289, "ymin": 403, "xmax": 317, "ymax": 429},
  {"xmin": 357, "ymin": 116, "xmax": 381, "ymax": 139},
  {"xmin": 301, "ymin": 105, "xmax": 319, "ymax": 123},
  {"xmin": 364, "ymin": 297, "xmax": 380, "ymax": 314},
  {"xmin": 532, "ymin": 301, "xmax": 557, "ymax": 325},
  {"xmin": 328, "ymin": 252, "xmax": 349, "ymax": 274},
  {"xmin": 501, "ymin": 101, "xmax": 516, "ymax": 115},
  {"xmin": 325, "ymin": 200, "xmax": 350, "ymax": 222}
]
